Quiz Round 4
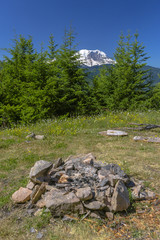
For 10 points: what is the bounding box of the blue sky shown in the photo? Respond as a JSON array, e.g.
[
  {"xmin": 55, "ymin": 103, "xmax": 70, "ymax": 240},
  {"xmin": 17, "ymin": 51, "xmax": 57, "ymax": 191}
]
[{"xmin": 0, "ymin": 0, "xmax": 160, "ymax": 67}]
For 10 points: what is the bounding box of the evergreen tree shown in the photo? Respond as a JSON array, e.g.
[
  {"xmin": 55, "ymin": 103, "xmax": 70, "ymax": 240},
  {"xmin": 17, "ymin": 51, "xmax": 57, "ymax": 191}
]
[
  {"xmin": 55, "ymin": 26, "xmax": 89, "ymax": 115},
  {"xmin": 94, "ymin": 32, "xmax": 152, "ymax": 110},
  {"xmin": 0, "ymin": 35, "xmax": 38, "ymax": 125}
]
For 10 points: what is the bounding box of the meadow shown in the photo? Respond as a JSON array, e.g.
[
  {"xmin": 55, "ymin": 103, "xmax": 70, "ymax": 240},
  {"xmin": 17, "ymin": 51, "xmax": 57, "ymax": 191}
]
[{"xmin": 0, "ymin": 111, "xmax": 160, "ymax": 239}]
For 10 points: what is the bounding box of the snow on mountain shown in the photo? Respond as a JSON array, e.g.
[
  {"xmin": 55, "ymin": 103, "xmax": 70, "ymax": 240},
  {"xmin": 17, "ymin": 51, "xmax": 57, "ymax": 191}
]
[{"xmin": 78, "ymin": 49, "xmax": 115, "ymax": 67}]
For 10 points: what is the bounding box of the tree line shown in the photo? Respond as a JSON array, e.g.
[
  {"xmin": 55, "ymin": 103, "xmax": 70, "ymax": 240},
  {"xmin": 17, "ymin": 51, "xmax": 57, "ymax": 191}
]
[{"xmin": 0, "ymin": 28, "xmax": 160, "ymax": 126}]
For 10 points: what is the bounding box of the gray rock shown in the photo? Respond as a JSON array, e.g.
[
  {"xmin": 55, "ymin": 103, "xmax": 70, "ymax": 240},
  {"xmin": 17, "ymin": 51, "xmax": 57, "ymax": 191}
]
[
  {"xmin": 108, "ymin": 174, "xmax": 121, "ymax": 187},
  {"xmin": 103, "ymin": 163, "xmax": 127, "ymax": 178},
  {"xmin": 90, "ymin": 211, "xmax": 101, "ymax": 219},
  {"xmin": 45, "ymin": 190, "xmax": 84, "ymax": 216},
  {"xmin": 54, "ymin": 158, "xmax": 64, "ymax": 169},
  {"xmin": 30, "ymin": 227, "xmax": 36, "ymax": 233},
  {"xmin": 105, "ymin": 212, "xmax": 114, "ymax": 220},
  {"xmin": 29, "ymin": 160, "xmax": 53, "ymax": 182},
  {"xmin": 111, "ymin": 180, "xmax": 130, "ymax": 212},
  {"xmin": 36, "ymin": 232, "xmax": 44, "ymax": 239},
  {"xmin": 76, "ymin": 187, "xmax": 93, "ymax": 201},
  {"xmin": 99, "ymin": 178, "xmax": 109, "ymax": 187},
  {"xmin": 83, "ymin": 200, "xmax": 107, "ymax": 210}
]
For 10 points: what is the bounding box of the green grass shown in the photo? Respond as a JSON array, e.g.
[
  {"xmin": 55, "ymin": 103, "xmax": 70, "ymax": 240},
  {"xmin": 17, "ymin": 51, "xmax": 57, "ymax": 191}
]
[{"xmin": 0, "ymin": 111, "xmax": 160, "ymax": 239}]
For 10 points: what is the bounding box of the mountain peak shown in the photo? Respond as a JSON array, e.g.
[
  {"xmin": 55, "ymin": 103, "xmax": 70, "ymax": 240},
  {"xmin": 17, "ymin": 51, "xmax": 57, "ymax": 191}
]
[{"xmin": 78, "ymin": 49, "xmax": 115, "ymax": 67}]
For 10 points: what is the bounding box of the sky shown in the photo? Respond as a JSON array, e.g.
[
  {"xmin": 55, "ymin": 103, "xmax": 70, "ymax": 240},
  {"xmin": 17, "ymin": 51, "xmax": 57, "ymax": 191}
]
[{"xmin": 0, "ymin": 0, "xmax": 160, "ymax": 67}]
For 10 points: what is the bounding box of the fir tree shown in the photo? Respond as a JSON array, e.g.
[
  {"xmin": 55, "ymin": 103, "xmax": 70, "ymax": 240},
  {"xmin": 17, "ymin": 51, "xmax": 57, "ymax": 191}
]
[{"xmin": 94, "ymin": 32, "xmax": 153, "ymax": 110}]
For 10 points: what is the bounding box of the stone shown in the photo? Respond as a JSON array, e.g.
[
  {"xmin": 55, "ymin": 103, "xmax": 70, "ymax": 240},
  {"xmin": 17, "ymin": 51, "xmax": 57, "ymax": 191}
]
[
  {"xmin": 83, "ymin": 200, "xmax": 107, "ymax": 210},
  {"xmin": 30, "ymin": 227, "xmax": 36, "ymax": 233},
  {"xmin": 58, "ymin": 174, "xmax": 69, "ymax": 183},
  {"xmin": 62, "ymin": 215, "xmax": 78, "ymax": 221},
  {"xmin": 105, "ymin": 186, "xmax": 114, "ymax": 197},
  {"xmin": 82, "ymin": 153, "xmax": 95, "ymax": 165},
  {"xmin": 95, "ymin": 190, "xmax": 106, "ymax": 202},
  {"xmin": 107, "ymin": 130, "xmax": 128, "ymax": 136},
  {"xmin": 29, "ymin": 160, "xmax": 53, "ymax": 182},
  {"xmin": 111, "ymin": 180, "xmax": 130, "ymax": 212},
  {"xmin": 26, "ymin": 181, "xmax": 35, "ymax": 190},
  {"xmin": 90, "ymin": 211, "xmax": 101, "ymax": 219},
  {"xmin": 108, "ymin": 174, "xmax": 121, "ymax": 187},
  {"xmin": 99, "ymin": 178, "xmax": 109, "ymax": 187},
  {"xmin": 34, "ymin": 209, "xmax": 43, "ymax": 216},
  {"xmin": 36, "ymin": 199, "xmax": 46, "ymax": 208},
  {"xmin": 32, "ymin": 183, "xmax": 46, "ymax": 204},
  {"xmin": 98, "ymin": 169, "xmax": 110, "ymax": 181},
  {"xmin": 105, "ymin": 212, "xmax": 114, "ymax": 221},
  {"xmin": 145, "ymin": 190, "xmax": 156, "ymax": 200},
  {"xmin": 54, "ymin": 158, "xmax": 64, "ymax": 169},
  {"xmin": 76, "ymin": 187, "xmax": 93, "ymax": 201},
  {"xmin": 45, "ymin": 190, "xmax": 84, "ymax": 216},
  {"xmin": 34, "ymin": 135, "xmax": 45, "ymax": 140},
  {"xmin": 36, "ymin": 232, "xmax": 44, "ymax": 239},
  {"xmin": 133, "ymin": 136, "xmax": 160, "ymax": 143},
  {"xmin": 131, "ymin": 185, "xmax": 143, "ymax": 200},
  {"xmin": 103, "ymin": 163, "xmax": 127, "ymax": 178},
  {"xmin": 12, "ymin": 187, "xmax": 32, "ymax": 203}
]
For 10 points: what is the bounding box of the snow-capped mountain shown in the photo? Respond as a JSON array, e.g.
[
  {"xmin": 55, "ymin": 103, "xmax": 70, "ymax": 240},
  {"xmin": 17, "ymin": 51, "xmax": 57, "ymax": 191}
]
[{"xmin": 78, "ymin": 49, "xmax": 115, "ymax": 67}]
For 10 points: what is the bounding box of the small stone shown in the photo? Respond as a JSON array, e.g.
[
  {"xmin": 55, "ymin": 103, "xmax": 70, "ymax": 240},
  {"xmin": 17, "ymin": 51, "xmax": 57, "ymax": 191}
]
[
  {"xmin": 108, "ymin": 174, "xmax": 121, "ymax": 187},
  {"xmin": 26, "ymin": 181, "xmax": 35, "ymax": 190},
  {"xmin": 145, "ymin": 190, "xmax": 156, "ymax": 200},
  {"xmin": 83, "ymin": 200, "xmax": 107, "ymax": 210},
  {"xmin": 58, "ymin": 174, "xmax": 69, "ymax": 183},
  {"xmin": 82, "ymin": 153, "xmax": 95, "ymax": 165},
  {"xmin": 12, "ymin": 187, "xmax": 32, "ymax": 203},
  {"xmin": 34, "ymin": 209, "xmax": 43, "ymax": 216},
  {"xmin": 105, "ymin": 212, "xmax": 114, "ymax": 221},
  {"xmin": 36, "ymin": 232, "xmax": 44, "ymax": 239},
  {"xmin": 30, "ymin": 227, "xmax": 36, "ymax": 233},
  {"xmin": 131, "ymin": 185, "xmax": 143, "ymax": 200},
  {"xmin": 54, "ymin": 158, "xmax": 64, "ymax": 169},
  {"xmin": 99, "ymin": 178, "xmax": 109, "ymax": 187},
  {"xmin": 76, "ymin": 187, "xmax": 93, "ymax": 201},
  {"xmin": 90, "ymin": 212, "xmax": 101, "ymax": 219},
  {"xmin": 62, "ymin": 215, "xmax": 77, "ymax": 222}
]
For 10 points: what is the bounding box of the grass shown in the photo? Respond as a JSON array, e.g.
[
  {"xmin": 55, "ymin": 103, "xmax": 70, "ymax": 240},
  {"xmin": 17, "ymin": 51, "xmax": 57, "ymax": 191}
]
[{"xmin": 0, "ymin": 110, "xmax": 160, "ymax": 239}]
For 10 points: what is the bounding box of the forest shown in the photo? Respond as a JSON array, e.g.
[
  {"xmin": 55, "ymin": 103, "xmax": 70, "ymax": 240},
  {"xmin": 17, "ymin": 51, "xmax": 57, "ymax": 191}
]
[{"xmin": 0, "ymin": 28, "xmax": 160, "ymax": 127}]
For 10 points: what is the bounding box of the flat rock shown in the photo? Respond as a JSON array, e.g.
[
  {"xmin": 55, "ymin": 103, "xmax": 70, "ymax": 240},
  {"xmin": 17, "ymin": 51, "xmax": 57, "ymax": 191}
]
[
  {"xmin": 45, "ymin": 190, "xmax": 84, "ymax": 216},
  {"xmin": 12, "ymin": 187, "xmax": 32, "ymax": 203},
  {"xmin": 29, "ymin": 160, "xmax": 53, "ymax": 181},
  {"xmin": 111, "ymin": 180, "xmax": 130, "ymax": 212},
  {"xmin": 99, "ymin": 130, "xmax": 128, "ymax": 136},
  {"xmin": 76, "ymin": 187, "xmax": 93, "ymax": 201},
  {"xmin": 26, "ymin": 181, "xmax": 35, "ymax": 190},
  {"xmin": 83, "ymin": 200, "xmax": 107, "ymax": 210},
  {"xmin": 133, "ymin": 136, "xmax": 160, "ymax": 143},
  {"xmin": 34, "ymin": 135, "xmax": 45, "ymax": 140}
]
